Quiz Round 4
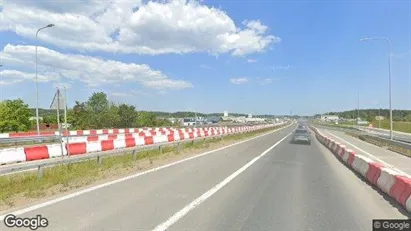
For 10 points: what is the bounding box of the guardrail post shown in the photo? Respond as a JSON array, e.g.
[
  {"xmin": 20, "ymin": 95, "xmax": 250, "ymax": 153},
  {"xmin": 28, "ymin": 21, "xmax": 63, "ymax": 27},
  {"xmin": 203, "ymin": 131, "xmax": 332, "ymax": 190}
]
[
  {"xmin": 97, "ymin": 155, "xmax": 102, "ymax": 165},
  {"xmin": 177, "ymin": 142, "xmax": 181, "ymax": 153},
  {"xmin": 37, "ymin": 166, "xmax": 43, "ymax": 179},
  {"xmin": 159, "ymin": 145, "xmax": 163, "ymax": 155},
  {"xmin": 132, "ymin": 149, "xmax": 138, "ymax": 160},
  {"xmin": 203, "ymin": 138, "xmax": 206, "ymax": 147}
]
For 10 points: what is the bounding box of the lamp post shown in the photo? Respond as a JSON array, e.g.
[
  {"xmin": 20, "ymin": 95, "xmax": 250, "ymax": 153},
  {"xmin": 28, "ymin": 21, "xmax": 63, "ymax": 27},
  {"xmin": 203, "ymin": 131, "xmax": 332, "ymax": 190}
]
[
  {"xmin": 360, "ymin": 37, "xmax": 393, "ymax": 140},
  {"xmin": 0, "ymin": 63, "xmax": 3, "ymax": 101},
  {"xmin": 35, "ymin": 24, "xmax": 55, "ymax": 136}
]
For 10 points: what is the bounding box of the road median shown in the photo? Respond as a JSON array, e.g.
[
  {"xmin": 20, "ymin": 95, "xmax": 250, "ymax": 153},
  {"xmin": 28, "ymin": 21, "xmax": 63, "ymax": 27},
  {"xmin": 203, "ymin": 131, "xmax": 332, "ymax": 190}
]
[{"xmin": 0, "ymin": 123, "xmax": 289, "ymax": 212}]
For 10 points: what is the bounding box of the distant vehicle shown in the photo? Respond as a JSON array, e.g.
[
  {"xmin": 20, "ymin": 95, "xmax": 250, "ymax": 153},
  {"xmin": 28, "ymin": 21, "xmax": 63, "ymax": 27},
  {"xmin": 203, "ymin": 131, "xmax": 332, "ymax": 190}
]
[{"xmin": 291, "ymin": 128, "xmax": 311, "ymax": 145}]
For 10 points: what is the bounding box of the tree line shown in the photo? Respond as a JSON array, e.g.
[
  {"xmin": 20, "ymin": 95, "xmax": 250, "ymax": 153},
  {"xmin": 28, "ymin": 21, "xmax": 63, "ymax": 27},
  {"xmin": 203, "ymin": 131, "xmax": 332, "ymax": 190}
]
[
  {"xmin": 316, "ymin": 109, "xmax": 411, "ymax": 122},
  {"xmin": 0, "ymin": 91, "xmax": 284, "ymax": 133},
  {"xmin": 0, "ymin": 92, "xmax": 175, "ymax": 132}
]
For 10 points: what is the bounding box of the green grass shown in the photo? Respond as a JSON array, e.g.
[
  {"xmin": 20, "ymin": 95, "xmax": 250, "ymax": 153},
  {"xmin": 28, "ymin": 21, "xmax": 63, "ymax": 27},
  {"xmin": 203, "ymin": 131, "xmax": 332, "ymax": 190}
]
[
  {"xmin": 367, "ymin": 119, "xmax": 411, "ymax": 133},
  {"xmin": 0, "ymin": 125, "xmax": 284, "ymax": 207}
]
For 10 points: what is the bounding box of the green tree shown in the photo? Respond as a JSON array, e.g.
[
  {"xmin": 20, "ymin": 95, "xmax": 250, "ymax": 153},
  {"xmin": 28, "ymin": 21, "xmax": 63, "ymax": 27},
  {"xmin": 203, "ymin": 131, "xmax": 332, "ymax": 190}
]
[
  {"xmin": 103, "ymin": 103, "xmax": 121, "ymax": 128},
  {"xmin": 86, "ymin": 92, "xmax": 110, "ymax": 128},
  {"xmin": 72, "ymin": 101, "xmax": 90, "ymax": 129},
  {"xmin": 0, "ymin": 99, "xmax": 31, "ymax": 132},
  {"xmin": 136, "ymin": 111, "xmax": 157, "ymax": 127},
  {"xmin": 118, "ymin": 104, "xmax": 137, "ymax": 128}
]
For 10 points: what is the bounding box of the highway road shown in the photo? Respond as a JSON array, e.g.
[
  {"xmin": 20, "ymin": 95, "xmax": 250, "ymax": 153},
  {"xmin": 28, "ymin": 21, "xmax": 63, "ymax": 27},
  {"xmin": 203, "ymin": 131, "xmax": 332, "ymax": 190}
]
[{"xmin": 1, "ymin": 125, "xmax": 408, "ymax": 231}]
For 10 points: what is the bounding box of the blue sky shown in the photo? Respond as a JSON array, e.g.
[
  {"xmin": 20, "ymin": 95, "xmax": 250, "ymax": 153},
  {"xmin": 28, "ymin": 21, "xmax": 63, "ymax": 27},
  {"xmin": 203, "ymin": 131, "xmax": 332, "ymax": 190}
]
[{"xmin": 0, "ymin": 0, "xmax": 410, "ymax": 116}]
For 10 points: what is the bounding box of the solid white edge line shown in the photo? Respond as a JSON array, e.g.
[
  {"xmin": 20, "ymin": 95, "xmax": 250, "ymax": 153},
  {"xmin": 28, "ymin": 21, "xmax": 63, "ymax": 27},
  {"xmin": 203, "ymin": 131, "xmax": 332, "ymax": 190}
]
[
  {"xmin": 152, "ymin": 131, "xmax": 293, "ymax": 231},
  {"xmin": 0, "ymin": 123, "xmax": 294, "ymax": 220},
  {"xmin": 322, "ymin": 129, "xmax": 411, "ymax": 178}
]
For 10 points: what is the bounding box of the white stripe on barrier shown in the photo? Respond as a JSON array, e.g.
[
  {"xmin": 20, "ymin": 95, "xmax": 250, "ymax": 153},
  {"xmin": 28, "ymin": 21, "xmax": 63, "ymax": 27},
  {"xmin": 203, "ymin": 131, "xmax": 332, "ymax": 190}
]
[
  {"xmin": 0, "ymin": 147, "xmax": 26, "ymax": 165},
  {"xmin": 86, "ymin": 142, "xmax": 102, "ymax": 153},
  {"xmin": 48, "ymin": 144, "xmax": 67, "ymax": 158},
  {"xmin": 376, "ymin": 167, "xmax": 398, "ymax": 194}
]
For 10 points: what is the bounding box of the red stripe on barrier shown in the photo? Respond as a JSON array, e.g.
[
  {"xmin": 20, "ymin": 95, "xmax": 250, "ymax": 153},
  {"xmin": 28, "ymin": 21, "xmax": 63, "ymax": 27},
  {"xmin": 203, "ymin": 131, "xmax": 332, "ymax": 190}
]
[
  {"xmin": 108, "ymin": 134, "xmax": 117, "ymax": 140},
  {"xmin": 77, "ymin": 130, "xmax": 84, "ymax": 136},
  {"xmin": 347, "ymin": 151, "xmax": 356, "ymax": 167},
  {"xmin": 179, "ymin": 132, "xmax": 185, "ymax": 140},
  {"xmin": 366, "ymin": 162, "xmax": 384, "ymax": 185},
  {"xmin": 87, "ymin": 136, "xmax": 99, "ymax": 142},
  {"xmin": 101, "ymin": 140, "xmax": 114, "ymax": 151},
  {"xmin": 90, "ymin": 130, "xmax": 97, "ymax": 135},
  {"xmin": 113, "ymin": 129, "xmax": 119, "ymax": 134},
  {"xmin": 167, "ymin": 134, "xmax": 174, "ymax": 142},
  {"xmin": 399, "ymin": 178, "xmax": 411, "ymax": 207},
  {"xmin": 125, "ymin": 138, "xmax": 136, "ymax": 147},
  {"xmin": 66, "ymin": 142, "xmax": 87, "ymax": 155},
  {"xmin": 24, "ymin": 146, "xmax": 49, "ymax": 161},
  {"xmin": 390, "ymin": 176, "xmax": 409, "ymax": 205},
  {"xmin": 189, "ymin": 132, "xmax": 194, "ymax": 139},
  {"xmin": 125, "ymin": 128, "xmax": 130, "ymax": 133},
  {"xmin": 144, "ymin": 136, "xmax": 154, "ymax": 145},
  {"xmin": 102, "ymin": 129, "xmax": 109, "ymax": 134}
]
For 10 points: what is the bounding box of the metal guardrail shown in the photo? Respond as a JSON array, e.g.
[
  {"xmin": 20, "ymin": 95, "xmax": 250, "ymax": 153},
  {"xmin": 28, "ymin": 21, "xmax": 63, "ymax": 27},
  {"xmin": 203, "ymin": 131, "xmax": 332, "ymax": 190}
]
[
  {"xmin": 0, "ymin": 136, "xmax": 60, "ymax": 144},
  {"xmin": 0, "ymin": 123, "xmax": 289, "ymax": 178}
]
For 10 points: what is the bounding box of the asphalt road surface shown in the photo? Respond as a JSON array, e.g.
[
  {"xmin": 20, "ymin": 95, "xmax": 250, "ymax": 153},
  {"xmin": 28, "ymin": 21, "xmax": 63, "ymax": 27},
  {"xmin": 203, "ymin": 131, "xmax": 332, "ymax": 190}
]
[{"xmin": 1, "ymin": 125, "xmax": 409, "ymax": 231}]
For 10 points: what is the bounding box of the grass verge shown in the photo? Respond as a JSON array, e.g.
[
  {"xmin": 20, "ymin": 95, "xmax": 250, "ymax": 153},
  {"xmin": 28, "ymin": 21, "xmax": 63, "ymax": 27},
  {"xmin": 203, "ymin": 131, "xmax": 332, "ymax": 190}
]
[
  {"xmin": 0, "ymin": 124, "xmax": 286, "ymax": 210},
  {"xmin": 367, "ymin": 120, "xmax": 411, "ymax": 134}
]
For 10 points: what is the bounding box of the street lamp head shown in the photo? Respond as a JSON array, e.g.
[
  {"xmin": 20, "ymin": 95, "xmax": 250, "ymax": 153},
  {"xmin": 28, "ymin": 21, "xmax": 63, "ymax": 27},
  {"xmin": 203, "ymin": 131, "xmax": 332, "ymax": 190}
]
[{"xmin": 47, "ymin": 24, "xmax": 55, "ymax": 28}]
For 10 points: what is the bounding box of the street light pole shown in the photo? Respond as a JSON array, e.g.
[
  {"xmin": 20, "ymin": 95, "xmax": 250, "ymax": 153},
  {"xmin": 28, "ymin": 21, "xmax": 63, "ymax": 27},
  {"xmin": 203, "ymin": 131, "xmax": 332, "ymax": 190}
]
[
  {"xmin": 35, "ymin": 24, "xmax": 55, "ymax": 136},
  {"xmin": 0, "ymin": 64, "xmax": 3, "ymax": 101},
  {"xmin": 360, "ymin": 37, "xmax": 393, "ymax": 140}
]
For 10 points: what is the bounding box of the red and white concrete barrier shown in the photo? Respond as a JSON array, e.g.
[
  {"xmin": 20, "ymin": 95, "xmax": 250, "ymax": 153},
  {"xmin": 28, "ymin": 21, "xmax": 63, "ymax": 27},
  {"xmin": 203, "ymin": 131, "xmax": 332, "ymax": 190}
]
[
  {"xmin": 310, "ymin": 125, "xmax": 411, "ymax": 213},
  {"xmin": 0, "ymin": 123, "xmax": 285, "ymax": 165}
]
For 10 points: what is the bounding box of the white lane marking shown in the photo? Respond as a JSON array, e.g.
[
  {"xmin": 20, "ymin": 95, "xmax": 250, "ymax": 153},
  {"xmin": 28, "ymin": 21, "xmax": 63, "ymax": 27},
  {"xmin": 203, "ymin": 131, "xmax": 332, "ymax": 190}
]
[
  {"xmin": 152, "ymin": 131, "xmax": 293, "ymax": 231},
  {"xmin": 0, "ymin": 124, "xmax": 294, "ymax": 220},
  {"xmin": 322, "ymin": 130, "xmax": 411, "ymax": 178}
]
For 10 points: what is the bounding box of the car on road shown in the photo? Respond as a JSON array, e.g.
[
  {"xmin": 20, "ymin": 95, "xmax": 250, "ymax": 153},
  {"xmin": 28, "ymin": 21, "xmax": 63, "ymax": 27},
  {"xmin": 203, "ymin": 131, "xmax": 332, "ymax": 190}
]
[{"xmin": 291, "ymin": 128, "xmax": 311, "ymax": 145}]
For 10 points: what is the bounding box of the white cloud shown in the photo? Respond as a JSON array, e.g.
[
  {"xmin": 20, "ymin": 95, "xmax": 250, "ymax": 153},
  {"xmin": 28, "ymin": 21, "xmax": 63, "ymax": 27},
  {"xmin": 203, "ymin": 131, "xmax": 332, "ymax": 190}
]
[
  {"xmin": 230, "ymin": 77, "xmax": 248, "ymax": 84},
  {"xmin": 0, "ymin": 44, "xmax": 192, "ymax": 90},
  {"xmin": 200, "ymin": 64, "xmax": 214, "ymax": 70},
  {"xmin": 247, "ymin": 59, "xmax": 257, "ymax": 63},
  {"xmin": 259, "ymin": 78, "xmax": 277, "ymax": 85},
  {"xmin": 274, "ymin": 65, "xmax": 291, "ymax": 70},
  {"xmin": 110, "ymin": 92, "xmax": 133, "ymax": 97},
  {"xmin": 1, "ymin": 0, "xmax": 279, "ymax": 56}
]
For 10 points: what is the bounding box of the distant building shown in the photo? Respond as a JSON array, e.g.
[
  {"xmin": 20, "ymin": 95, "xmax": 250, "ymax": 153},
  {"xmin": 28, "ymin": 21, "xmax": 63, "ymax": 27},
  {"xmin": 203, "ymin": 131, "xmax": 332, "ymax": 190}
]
[
  {"xmin": 224, "ymin": 111, "xmax": 228, "ymax": 117},
  {"xmin": 320, "ymin": 115, "xmax": 339, "ymax": 122}
]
